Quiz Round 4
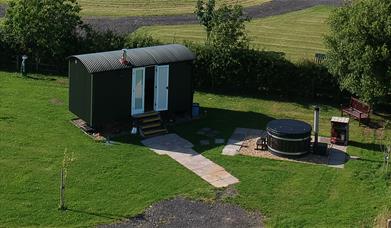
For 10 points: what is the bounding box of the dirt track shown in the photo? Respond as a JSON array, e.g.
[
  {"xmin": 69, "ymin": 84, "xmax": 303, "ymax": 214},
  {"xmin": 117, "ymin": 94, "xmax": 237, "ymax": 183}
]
[{"xmin": 0, "ymin": 0, "xmax": 344, "ymax": 34}]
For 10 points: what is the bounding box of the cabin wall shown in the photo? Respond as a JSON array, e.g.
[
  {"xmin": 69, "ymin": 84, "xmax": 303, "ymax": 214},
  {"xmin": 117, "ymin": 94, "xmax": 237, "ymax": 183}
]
[
  {"xmin": 70, "ymin": 60, "xmax": 194, "ymax": 128},
  {"xmin": 91, "ymin": 69, "xmax": 132, "ymax": 127},
  {"xmin": 68, "ymin": 59, "xmax": 92, "ymax": 125},
  {"xmin": 168, "ymin": 61, "xmax": 193, "ymax": 116}
]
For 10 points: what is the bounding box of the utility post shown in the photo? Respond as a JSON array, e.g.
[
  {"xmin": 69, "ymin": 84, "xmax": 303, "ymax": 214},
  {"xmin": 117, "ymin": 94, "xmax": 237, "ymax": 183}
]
[{"xmin": 21, "ymin": 55, "xmax": 28, "ymax": 77}]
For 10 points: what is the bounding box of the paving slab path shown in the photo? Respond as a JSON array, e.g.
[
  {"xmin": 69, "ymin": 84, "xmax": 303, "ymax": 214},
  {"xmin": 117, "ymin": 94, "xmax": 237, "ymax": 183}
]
[{"xmin": 142, "ymin": 134, "xmax": 239, "ymax": 188}]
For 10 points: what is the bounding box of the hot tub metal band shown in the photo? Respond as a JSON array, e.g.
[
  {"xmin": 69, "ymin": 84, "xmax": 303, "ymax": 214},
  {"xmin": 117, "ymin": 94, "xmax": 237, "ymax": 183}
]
[
  {"xmin": 267, "ymin": 132, "xmax": 310, "ymax": 142},
  {"xmin": 267, "ymin": 146, "xmax": 309, "ymax": 156}
]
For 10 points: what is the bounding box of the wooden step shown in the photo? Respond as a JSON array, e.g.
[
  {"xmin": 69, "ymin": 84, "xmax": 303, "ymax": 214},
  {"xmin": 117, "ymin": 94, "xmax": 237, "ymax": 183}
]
[
  {"xmin": 140, "ymin": 122, "xmax": 162, "ymax": 130},
  {"xmin": 142, "ymin": 128, "xmax": 168, "ymax": 137},
  {"xmin": 133, "ymin": 112, "xmax": 167, "ymax": 138},
  {"xmin": 133, "ymin": 111, "xmax": 159, "ymax": 119},
  {"xmin": 141, "ymin": 116, "xmax": 161, "ymax": 123}
]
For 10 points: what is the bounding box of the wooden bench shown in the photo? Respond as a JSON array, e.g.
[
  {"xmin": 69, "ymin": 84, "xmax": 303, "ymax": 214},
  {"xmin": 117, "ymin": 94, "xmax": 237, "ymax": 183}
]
[{"xmin": 341, "ymin": 97, "xmax": 371, "ymax": 125}]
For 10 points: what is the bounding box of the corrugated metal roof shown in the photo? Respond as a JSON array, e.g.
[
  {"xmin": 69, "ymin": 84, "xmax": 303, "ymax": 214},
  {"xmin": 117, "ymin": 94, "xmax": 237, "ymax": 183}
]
[{"xmin": 70, "ymin": 44, "xmax": 195, "ymax": 74}]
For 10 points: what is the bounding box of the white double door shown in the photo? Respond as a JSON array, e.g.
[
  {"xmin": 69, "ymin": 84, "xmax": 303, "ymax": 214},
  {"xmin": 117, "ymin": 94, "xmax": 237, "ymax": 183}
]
[{"xmin": 131, "ymin": 65, "xmax": 169, "ymax": 116}]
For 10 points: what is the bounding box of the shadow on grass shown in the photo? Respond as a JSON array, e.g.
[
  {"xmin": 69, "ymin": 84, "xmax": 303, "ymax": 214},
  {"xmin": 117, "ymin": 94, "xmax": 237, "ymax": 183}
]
[
  {"xmin": 355, "ymin": 157, "xmax": 383, "ymax": 164},
  {"xmin": 0, "ymin": 116, "xmax": 15, "ymax": 122},
  {"xmin": 171, "ymin": 107, "xmax": 274, "ymax": 153},
  {"xmin": 26, "ymin": 75, "xmax": 56, "ymax": 81},
  {"xmin": 110, "ymin": 107, "xmax": 274, "ymax": 154},
  {"xmin": 349, "ymin": 140, "xmax": 383, "ymax": 153},
  {"xmin": 66, "ymin": 208, "xmax": 127, "ymax": 220},
  {"xmin": 196, "ymin": 88, "xmax": 344, "ymax": 111}
]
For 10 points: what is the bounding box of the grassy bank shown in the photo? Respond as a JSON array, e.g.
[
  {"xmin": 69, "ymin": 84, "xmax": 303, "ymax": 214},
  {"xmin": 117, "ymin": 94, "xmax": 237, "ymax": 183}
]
[
  {"xmin": 0, "ymin": 71, "xmax": 390, "ymax": 227},
  {"xmin": 138, "ymin": 6, "xmax": 331, "ymax": 61}
]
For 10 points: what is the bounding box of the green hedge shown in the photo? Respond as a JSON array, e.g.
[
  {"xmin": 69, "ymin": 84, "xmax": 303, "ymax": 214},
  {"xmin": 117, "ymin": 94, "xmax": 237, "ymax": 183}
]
[
  {"xmin": 0, "ymin": 29, "xmax": 17, "ymax": 69},
  {"xmin": 0, "ymin": 28, "xmax": 166, "ymax": 74},
  {"xmin": 187, "ymin": 43, "xmax": 341, "ymax": 99},
  {"xmin": 1, "ymin": 27, "xmax": 341, "ymax": 100}
]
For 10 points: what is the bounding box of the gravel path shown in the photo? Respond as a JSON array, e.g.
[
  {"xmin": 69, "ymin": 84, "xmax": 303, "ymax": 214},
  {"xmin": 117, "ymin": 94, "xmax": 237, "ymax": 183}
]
[
  {"xmin": 0, "ymin": 0, "xmax": 343, "ymax": 34},
  {"xmin": 99, "ymin": 197, "xmax": 263, "ymax": 228}
]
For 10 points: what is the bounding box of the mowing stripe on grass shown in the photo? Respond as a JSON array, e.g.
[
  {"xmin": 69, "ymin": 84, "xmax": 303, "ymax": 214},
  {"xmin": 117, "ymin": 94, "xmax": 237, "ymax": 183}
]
[
  {"xmin": 78, "ymin": 0, "xmax": 269, "ymax": 17},
  {"xmin": 137, "ymin": 5, "xmax": 333, "ymax": 61}
]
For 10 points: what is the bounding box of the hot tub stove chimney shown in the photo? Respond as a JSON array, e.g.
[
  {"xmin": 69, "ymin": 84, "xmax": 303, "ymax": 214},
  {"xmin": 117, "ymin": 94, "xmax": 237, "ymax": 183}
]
[{"xmin": 313, "ymin": 105, "xmax": 320, "ymax": 149}]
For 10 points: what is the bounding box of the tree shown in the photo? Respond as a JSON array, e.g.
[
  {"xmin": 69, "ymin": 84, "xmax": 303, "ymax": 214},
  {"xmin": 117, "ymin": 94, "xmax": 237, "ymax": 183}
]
[
  {"xmin": 325, "ymin": 0, "xmax": 391, "ymax": 104},
  {"xmin": 208, "ymin": 4, "xmax": 250, "ymax": 49},
  {"xmin": 80, "ymin": 25, "xmax": 125, "ymax": 53},
  {"xmin": 124, "ymin": 32, "xmax": 162, "ymax": 49},
  {"xmin": 193, "ymin": 2, "xmax": 250, "ymax": 89},
  {"xmin": 195, "ymin": 2, "xmax": 250, "ymax": 49},
  {"xmin": 195, "ymin": 0, "xmax": 216, "ymax": 39},
  {"xmin": 3, "ymin": 0, "xmax": 82, "ymax": 64}
]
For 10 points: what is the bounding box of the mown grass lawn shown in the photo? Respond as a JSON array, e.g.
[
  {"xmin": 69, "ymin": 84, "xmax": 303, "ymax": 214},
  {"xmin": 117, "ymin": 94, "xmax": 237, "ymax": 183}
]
[
  {"xmin": 1, "ymin": 71, "xmax": 390, "ymax": 227},
  {"xmin": 0, "ymin": 72, "xmax": 214, "ymax": 227},
  {"xmin": 138, "ymin": 5, "xmax": 331, "ymax": 61},
  {"xmin": 0, "ymin": 0, "xmax": 269, "ymax": 17},
  {"xmin": 77, "ymin": 0, "xmax": 269, "ymax": 17}
]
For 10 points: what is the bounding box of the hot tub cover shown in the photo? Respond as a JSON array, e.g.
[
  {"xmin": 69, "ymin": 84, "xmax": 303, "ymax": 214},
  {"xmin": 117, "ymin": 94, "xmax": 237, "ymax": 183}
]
[{"xmin": 267, "ymin": 119, "xmax": 312, "ymax": 139}]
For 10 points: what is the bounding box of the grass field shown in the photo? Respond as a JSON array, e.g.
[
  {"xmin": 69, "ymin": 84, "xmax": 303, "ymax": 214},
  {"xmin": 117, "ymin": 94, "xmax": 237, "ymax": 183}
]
[
  {"xmin": 78, "ymin": 0, "xmax": 269, "ymax": 17},
  {"xmin": 1, "ymin": 71, "xmax": 390, "ymax": 227},
  {"xmin": 138, "ymin": 6, "xmax": 331, "ymax": 61},
  {"xmin": 0, "ymin": 0, "xmax": 269, "ymax": 17}
]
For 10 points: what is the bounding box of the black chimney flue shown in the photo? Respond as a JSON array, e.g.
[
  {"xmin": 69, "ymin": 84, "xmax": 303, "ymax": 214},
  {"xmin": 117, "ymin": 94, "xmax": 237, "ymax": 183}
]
[{"xmin": 313, "ymin": 105, "xmax": 320, "ymax": 151}]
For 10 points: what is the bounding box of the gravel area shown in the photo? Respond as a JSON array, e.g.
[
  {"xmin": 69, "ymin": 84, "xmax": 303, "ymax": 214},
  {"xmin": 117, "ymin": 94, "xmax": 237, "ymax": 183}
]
[
  {"xmin": 99, "ymin": 197, "xmax": 263, "ymax": 228},
  {"xmin": 0, "ymin": 1, "xmax": 343, "ymax": 34},
  {"xmin": 240, "ymin": 137, "xmax": 329, "ymax": 165}
]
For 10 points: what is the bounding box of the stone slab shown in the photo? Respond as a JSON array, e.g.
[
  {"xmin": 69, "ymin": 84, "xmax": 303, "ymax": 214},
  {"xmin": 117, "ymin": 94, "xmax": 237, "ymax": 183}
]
[
  {"xmin": 223, "ymin": 128, "xmax": 265, "ymax": 156},
  {"xmin": 222, "ymin": 145, "xmax": 241, "ymax": 156},
  {"xmin": 142, "ymin": 134, "xmax": 239, "ymax": 188}
]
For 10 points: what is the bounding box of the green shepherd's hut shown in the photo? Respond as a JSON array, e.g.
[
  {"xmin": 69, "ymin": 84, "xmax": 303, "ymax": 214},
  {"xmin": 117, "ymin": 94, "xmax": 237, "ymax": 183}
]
[{"xmin": 68, "ymin": 44, "xmax": 195, "ymax": 136}]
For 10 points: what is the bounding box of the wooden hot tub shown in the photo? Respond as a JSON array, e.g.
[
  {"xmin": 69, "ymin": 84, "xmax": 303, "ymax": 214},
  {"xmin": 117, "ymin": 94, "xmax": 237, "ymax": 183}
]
[{"xmin": 267, "ymin": 119, "xmax": 312, "ymax": 156}]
